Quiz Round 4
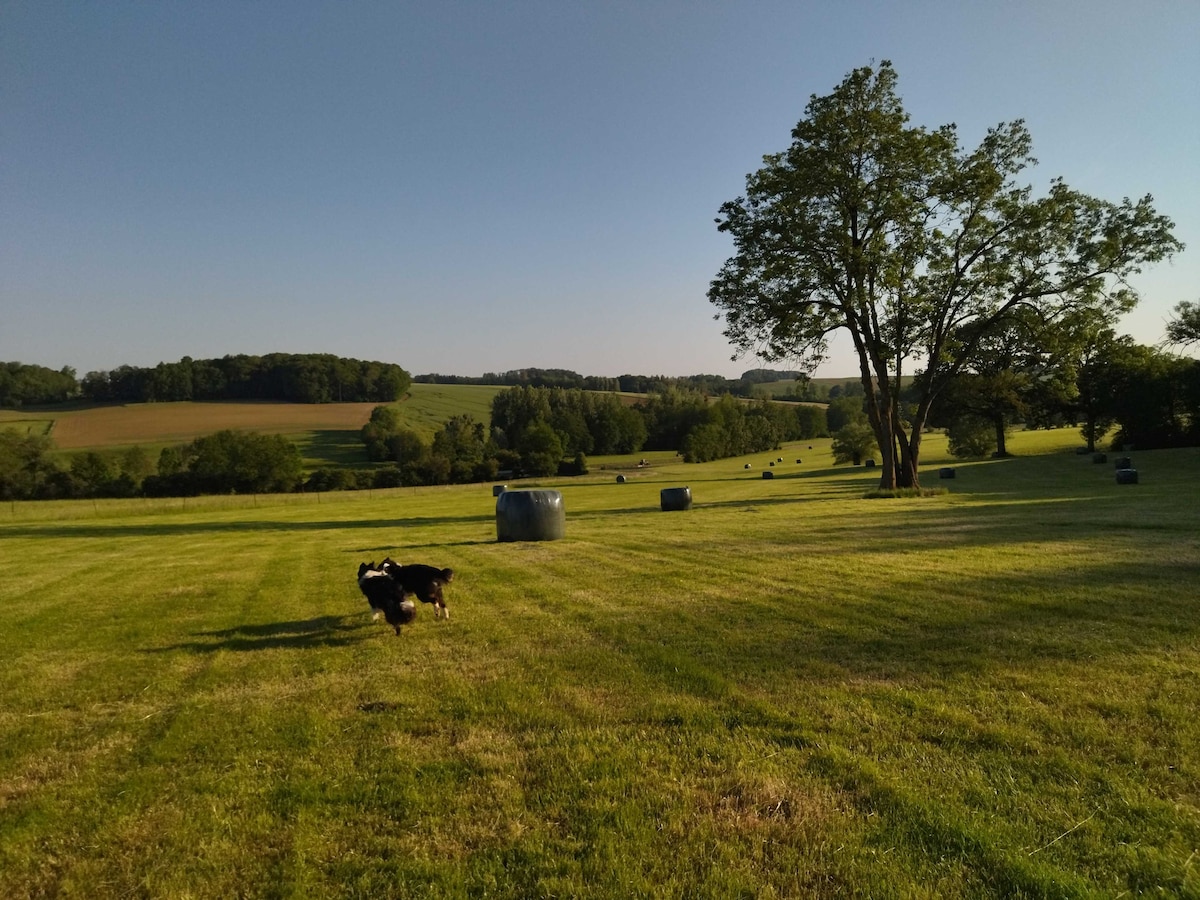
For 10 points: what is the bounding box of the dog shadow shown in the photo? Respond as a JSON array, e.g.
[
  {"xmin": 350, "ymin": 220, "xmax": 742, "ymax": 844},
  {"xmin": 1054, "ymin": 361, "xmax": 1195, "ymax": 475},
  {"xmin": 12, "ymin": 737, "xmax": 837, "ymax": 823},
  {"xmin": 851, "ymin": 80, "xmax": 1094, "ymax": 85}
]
[{"xmin": 147, "ymin": 615, "xmax": 372, "ymax": 654}]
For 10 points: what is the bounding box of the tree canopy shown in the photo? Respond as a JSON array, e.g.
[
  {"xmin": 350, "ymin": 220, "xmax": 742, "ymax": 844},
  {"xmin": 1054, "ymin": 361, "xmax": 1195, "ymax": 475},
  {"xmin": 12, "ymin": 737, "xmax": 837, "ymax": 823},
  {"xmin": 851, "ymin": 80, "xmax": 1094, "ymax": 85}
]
[{"xmin": 709, "ymin": 61, "xmax": 1182, "ymax": 488}]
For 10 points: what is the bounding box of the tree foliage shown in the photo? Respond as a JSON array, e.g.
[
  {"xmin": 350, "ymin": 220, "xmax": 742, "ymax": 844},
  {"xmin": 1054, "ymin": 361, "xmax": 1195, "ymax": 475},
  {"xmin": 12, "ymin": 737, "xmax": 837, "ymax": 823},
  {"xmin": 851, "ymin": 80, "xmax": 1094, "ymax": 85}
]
[
  {"xmin": 709, "ymin": 61, "xmax": 1182, "ymax": 488},
  {"xmin": 1166, "ymin": 300, "xmax": 1200, "ymax": 346},
  {"xmin": 0, "ymin": 363, "xmax": 78, "ymax": 407},
  {"xmin": 76, "ymin": 353, "xmax": 410, "ymax": 404}
]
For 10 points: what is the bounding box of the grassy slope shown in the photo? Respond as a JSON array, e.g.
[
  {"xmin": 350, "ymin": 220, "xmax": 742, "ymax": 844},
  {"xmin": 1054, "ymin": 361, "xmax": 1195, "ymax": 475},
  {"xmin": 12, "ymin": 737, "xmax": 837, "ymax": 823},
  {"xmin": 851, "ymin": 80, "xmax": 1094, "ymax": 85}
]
[{"xmin": 1, "ymin": 431, "xmax": 1197, "ymax": 898}]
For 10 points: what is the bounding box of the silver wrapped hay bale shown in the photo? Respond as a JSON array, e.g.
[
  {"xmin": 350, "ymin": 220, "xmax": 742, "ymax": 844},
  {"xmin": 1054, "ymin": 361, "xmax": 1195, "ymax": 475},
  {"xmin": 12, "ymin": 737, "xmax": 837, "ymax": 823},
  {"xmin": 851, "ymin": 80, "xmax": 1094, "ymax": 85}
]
[{"xmin": 496, "ymin": 489, "xmax": 565, "ymax": 542}]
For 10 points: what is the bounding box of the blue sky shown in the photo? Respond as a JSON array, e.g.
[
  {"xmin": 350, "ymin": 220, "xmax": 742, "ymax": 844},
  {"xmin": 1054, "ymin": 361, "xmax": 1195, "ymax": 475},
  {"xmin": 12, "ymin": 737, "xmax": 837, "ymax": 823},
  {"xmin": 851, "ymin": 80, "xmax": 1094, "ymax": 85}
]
[{"xmin": 3, "ymin": 2, "xmax": 1197, "ymax": 380}]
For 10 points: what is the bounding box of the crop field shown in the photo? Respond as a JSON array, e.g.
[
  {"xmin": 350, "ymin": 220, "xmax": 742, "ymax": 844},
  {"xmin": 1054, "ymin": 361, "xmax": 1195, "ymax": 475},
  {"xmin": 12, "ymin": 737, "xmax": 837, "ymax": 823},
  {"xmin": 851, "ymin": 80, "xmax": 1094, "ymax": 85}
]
[
  {"xmin": 0, "ymin": 384, "xmax": 507, "ymax": 466},
  {"xmin": 1, "ymin": 431, "xmax": 1198, "ymax": 898}
]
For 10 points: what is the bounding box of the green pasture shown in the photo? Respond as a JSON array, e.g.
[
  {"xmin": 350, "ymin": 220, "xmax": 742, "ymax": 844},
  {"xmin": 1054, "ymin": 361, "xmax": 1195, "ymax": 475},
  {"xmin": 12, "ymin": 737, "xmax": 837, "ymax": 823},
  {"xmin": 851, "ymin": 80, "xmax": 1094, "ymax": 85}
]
[{"xmin": 2, "ymin": 431, "xmax": 1198, "ymax": 898}]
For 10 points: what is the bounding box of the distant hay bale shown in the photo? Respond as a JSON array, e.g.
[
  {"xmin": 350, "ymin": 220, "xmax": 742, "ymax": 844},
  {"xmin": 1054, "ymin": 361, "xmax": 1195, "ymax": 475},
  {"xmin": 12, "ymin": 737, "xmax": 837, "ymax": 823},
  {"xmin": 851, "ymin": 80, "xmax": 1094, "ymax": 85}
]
[
  {"xmin": 1116, "ymin": 468, "xmax": 1139, "ymax": 485},
  {"xmin": 496, "ymin": 490, "xmax": 565, "ymax": 542},
  {"xmin": 744, "ymin": 463, "xmax": 752, "ymax": 469},
  {"xmin": 795, "ymin": 458, "xmax": 802, "ymax": 464},
  {"xmin": 762, "ymin": 470, "xmax": 774, "ymax": 479},
  {"xmin": 769, "ymin": 460, "xmax": 776, "ymax": 467},
  {"xmin": 660, "ymin": 486, "xmax": 692, "ymax": 511},
  {"xmin": 616, "ymin": 474, "xmax": 626, "ymax": 483},
  {"xmin": 1093, "ymin": 453, "xmax": 1108, "ymax": 464},
  {"xmin": 865, "ymin": 459, "xmax": 876, "ymax": 468},
  {"xmin": 492, "ymin": 484, "xmax": 507, "ymax": 496},
  {"xmin": 938, "ymin": 467, "xmax": 956, "ymax": 479}
]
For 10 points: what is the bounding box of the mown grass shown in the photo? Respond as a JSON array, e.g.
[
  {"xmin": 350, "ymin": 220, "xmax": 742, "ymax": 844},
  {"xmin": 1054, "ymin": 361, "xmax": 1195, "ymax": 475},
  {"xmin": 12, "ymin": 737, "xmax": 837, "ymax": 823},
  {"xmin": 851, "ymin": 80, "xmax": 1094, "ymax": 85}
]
[{"xmin": 1, "ymin": 431, "xmax": 1197, "ymax": 898}]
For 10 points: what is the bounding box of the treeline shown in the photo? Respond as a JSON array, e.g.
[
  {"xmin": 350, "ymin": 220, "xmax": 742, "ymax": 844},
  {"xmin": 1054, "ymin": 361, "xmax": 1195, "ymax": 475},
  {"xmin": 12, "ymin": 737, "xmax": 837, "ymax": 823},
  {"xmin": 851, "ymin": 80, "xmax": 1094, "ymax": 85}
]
[
  {"xmin": 0, "ymin": 355, "xmax": 410, "ymax": 406},
  {"xmin": 413, "ymin": 367, "xmax": 816, "ymax": 398},
  {"xmin": 359, "ymin": 386, "xmax": 830, "ymax": 487},
  {"xmin": 79, "ymin": 354, "xmax": 411, "ymax": 404},
  {"xmin": 0, "ymin": 429, "xmax": 306, "ymax": 500},
  {"xmin": 928, "ymin": 339, "xmax": 1200, "ymax": 459}
]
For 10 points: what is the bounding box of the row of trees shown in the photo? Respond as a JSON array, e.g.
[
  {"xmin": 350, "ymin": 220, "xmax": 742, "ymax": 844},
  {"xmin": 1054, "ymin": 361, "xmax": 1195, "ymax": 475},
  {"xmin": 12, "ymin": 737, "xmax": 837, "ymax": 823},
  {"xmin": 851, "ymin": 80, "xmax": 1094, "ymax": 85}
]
[
  {"xmin": 79, "ymin": 353, "xmax": 411, "ymax": 404},
  {"xmin": 412, "ymin": 367, "xmax": 810, "ymax": 399},
  {"xmin": 0, "ymin": 429, "xmax": 303, "ymax": 500}
]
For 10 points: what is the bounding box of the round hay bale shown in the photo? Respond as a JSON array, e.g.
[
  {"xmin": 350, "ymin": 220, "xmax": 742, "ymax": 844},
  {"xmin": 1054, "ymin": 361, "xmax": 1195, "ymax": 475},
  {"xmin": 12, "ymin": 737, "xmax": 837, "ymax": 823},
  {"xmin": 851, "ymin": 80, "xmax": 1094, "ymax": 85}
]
[
  {"xmin": 492, "ymin": 484, "xmax": 507, "ymax": 497},
  {"xmin": 1115, "ymin": 468, "xmax": 1139, "ymax": 485},
  {"xmin": 777, "ymin": 457, "xmax": 783, "ymax": 462},
  {"xmin": 762, "ymin": 470, "xmax": 774, "ymax": 479},
  {"xmin": 1093, "ymin": 452, "xmax": 1108, "ymax": 464},
  {"xmin": 616, "ymin": 474, "xmax": 626, "ymax": 483},
  {"xmin": 1115, "ymin": 457, "xmax": 1132, "ymax": 469},
  {"xmin": 744, "ymin": 463, "xmax": 752, "ymax": 469},
  {"xmin": 795, "ymin": 458, "xmax": 802, "ymax": 464},
  {"xmin": 660, "ymin": 486, "xmax": 692, "ymax": 511},
  {"xmin": 938, "ymin": 467, "xmax": 956, "ymax": 479},
  {"xmin": 865, "ymin": 459, "xmax": 876, "ymax": 468},
  {"xmin": 496, "ymin": 490, "xmax": 566, "ymax": 542},
  {"xmin": 769, "ymin": 460, "xmax": 776, "ymax": 467}
]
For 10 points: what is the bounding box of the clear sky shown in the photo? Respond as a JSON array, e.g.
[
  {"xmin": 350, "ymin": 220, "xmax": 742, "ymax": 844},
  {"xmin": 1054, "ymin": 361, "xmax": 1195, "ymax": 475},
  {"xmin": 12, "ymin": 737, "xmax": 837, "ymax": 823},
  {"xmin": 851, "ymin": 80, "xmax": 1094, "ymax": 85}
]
[{"xmin": 3, "ymin": 2, "xmax": 1197, "ymax": 380}]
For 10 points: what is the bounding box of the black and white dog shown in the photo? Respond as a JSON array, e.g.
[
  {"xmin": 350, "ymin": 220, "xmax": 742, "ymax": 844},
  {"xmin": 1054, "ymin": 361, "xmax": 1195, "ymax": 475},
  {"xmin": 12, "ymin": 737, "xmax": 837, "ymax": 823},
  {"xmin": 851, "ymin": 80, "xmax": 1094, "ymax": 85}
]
[
  {"xmin": 380, "ymin": 557, "xmax": 455, "ymax": 620},
  {"xmin": 356, "ymin": 561, "xmax": 416, "ymax": 635}
]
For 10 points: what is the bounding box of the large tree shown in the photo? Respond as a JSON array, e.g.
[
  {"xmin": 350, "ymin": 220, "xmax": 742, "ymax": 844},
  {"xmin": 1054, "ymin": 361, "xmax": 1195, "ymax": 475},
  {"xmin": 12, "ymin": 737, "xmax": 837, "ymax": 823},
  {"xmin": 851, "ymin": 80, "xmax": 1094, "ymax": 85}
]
[{"xmin": 709, "ymin": 61, "xmax": 1182, "ymax": 488}]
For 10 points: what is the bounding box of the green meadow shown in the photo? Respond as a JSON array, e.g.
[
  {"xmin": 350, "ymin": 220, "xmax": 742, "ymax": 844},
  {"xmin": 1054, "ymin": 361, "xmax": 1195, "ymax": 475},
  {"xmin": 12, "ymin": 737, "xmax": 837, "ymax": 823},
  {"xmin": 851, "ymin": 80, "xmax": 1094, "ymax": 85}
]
[{"xmin": 1, "ymin": 429, "xmax": 1198, "ymax": 898}]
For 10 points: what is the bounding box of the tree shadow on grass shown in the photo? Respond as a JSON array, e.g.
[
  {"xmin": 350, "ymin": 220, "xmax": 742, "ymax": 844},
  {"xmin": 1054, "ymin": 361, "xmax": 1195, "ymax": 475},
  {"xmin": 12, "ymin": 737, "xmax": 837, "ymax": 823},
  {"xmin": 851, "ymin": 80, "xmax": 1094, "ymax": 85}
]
[{"xmin": 145, "ymin": 614, "xmax": 380, "ymax": 654}]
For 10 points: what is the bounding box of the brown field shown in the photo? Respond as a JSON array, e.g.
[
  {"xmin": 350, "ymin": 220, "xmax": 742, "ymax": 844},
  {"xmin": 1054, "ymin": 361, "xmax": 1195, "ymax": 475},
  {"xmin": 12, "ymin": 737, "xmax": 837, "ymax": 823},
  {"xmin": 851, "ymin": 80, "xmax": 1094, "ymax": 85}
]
[{"xmin": 12, "ymin": 401, "xmax": 381, "ymax": 449}]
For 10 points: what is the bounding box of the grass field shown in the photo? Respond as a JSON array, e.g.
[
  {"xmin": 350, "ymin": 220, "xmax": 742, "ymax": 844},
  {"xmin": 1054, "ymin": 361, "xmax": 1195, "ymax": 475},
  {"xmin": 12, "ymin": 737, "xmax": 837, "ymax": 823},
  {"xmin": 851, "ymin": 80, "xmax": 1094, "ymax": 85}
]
[{"xmin": 2, "ymin": 430, "xmax": 1198, "ymax": 898}]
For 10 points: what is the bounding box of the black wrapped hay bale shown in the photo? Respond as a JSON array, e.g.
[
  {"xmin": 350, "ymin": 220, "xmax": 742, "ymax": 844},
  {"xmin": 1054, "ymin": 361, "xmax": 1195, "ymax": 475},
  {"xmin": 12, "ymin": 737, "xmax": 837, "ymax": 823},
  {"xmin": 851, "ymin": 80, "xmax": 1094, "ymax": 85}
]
[
  {"xmin": 492, "ymin": 484, "xmax": 507, "ymax": 497},
  {"xmin": 1116, "ymin": 468, "xmax": 1139, "ymax": 485},
  {"xmin": 1115, "ymin": 457, "xmax": 1132, "ymax": 469},
  {"xmin": 796, "ymin": 458, "xmax": 802, "ymax": 464},
  {"xmin": 865, "ymin": 459, "xmax": 876, "ymax": 468},
  {"xmin": 762, "ymin": 470, "xmax": 774, "ymax": 479},
  {"xmin": 1093, "ymin": 452, "xmax": 1108, "ymax": 464},
  {"xmin": 744, "ymin": 463, "xmax": 752, "ymax": 469},
  {"xmin": 496, "ymin": 489, "xmax": 565, "ymax": 542},
  {"xmin": 660, "ymin": 486, "xmax": 692, "ymax": 511},
  {"xmin": 616, "ymin": 474, "xmax": 626, "ymax": 483},
  {"xmin": 769, "ymin": 460, "xmax": 776, "ymax": 467},
  {"xmin": 939, "ymin": 467, "xmax": 956, "ymax": 479}
]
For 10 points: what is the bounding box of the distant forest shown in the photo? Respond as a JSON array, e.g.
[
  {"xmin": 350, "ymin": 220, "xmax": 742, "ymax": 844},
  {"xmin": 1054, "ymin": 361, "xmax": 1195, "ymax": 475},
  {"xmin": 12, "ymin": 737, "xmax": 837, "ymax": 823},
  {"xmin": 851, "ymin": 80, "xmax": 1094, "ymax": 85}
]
[
  {"xmin": 1, "ymin": 359, "xmax": 849, "ymax": 409},
  {"xmin": 1, "ymin": 355, "xmax": 412, "ymax": 406},
  {"xmin": 413, "ymin": 367, "xmax": 846, "ymax": 399}
]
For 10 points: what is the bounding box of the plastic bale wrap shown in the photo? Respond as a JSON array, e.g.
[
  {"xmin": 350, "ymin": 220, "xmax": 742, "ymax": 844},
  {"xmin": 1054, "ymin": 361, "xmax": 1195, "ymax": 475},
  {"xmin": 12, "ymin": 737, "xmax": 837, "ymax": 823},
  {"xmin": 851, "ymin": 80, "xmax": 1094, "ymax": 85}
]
[
  {"xmin": 660, "ymin": 486, "xmax": 692, "ymax": 511},
  {"xmin": 939, "ymin": 467, "xmax": 956, "ymax": 479},
  {"xmin": 1116, "ymin": 469, "xmax": 1139, "ymax": 485},
  {"xmin": 496, "ymin": 489, "xmax": 566, "ymax": 542}
]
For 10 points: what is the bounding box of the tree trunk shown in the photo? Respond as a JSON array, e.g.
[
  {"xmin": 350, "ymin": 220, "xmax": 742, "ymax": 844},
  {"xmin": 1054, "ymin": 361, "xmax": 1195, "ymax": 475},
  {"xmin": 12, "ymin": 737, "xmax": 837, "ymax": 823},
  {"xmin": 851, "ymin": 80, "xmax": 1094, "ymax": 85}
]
[
  {"xmin": 896, "ymin": 426, "xmax": 920, "ymax": 489},
  {"xmin": 994, "ymin": 415, "xmax": 1009, "ymax": 457}
]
